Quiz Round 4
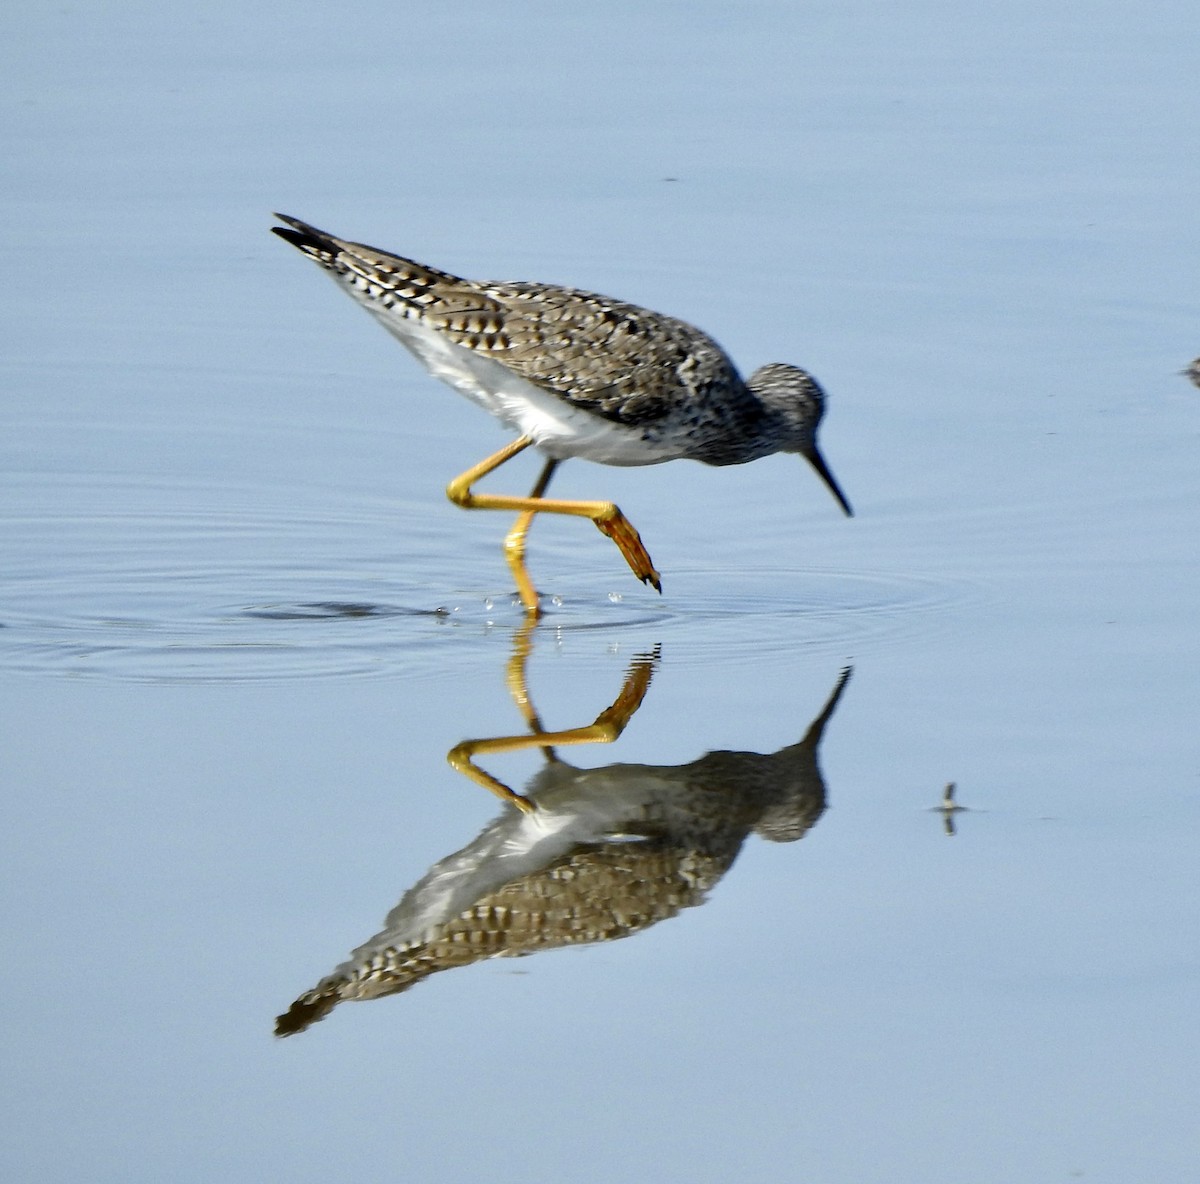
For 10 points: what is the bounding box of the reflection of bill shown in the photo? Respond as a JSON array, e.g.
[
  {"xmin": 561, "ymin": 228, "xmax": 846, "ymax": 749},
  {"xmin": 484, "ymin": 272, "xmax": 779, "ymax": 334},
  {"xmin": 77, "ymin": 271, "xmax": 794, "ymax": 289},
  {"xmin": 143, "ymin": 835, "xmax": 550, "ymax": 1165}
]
[{"xmin": 276, "ymin": 650, "xmax": 851, "ymax": 1037}]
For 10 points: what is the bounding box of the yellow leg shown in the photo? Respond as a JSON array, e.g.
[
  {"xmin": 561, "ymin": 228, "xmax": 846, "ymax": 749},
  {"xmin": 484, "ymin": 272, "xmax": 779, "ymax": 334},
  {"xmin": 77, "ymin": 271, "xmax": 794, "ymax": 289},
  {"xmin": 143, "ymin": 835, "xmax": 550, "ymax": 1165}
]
[
  {"xmin": 446, "ymin": 639, "xmax": 660, "ymax": 813},
  {"xmin": 501, "ymin": 457, "xmax": 559, "ymax": 617},
  {"xmin": 446, "ymin": 435, "xmax": 662, "ymax": 614}
]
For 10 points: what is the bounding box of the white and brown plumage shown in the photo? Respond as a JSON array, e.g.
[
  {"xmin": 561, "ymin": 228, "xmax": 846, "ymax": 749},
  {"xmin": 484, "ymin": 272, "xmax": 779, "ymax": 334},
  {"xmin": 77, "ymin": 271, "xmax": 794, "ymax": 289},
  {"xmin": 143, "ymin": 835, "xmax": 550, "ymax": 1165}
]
[
  {"xmin": 272, "ymin": 215, "xmax": 852, "ymax": 612},
  {"xmin": 274, "ymin": 664, "xmax": 851, "ymax": 1036}
]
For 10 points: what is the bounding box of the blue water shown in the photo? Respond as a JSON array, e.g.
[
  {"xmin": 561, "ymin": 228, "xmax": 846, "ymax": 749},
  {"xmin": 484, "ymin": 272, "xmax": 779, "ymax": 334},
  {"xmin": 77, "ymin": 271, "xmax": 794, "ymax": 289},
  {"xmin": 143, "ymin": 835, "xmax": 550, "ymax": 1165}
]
[{"xmin": 3, "ymin": 3, "xmax": 1198, "ymax": 1182}]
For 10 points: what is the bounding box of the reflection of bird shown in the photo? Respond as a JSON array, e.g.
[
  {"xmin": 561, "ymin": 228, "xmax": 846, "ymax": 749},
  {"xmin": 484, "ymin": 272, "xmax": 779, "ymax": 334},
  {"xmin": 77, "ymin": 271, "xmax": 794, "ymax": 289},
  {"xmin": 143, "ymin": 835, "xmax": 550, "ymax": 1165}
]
[
  {"xmin": 275, "ymin": 668, "xmax": 851, "ymax": 1036},
  {"xmin": 1184, "ymin": 357, "xmax": 1200, "ymax": 390},
  {"xmin": 930, "ymin": 781, "xmax": 972, "ymax": 836},
  {"xmin": 273, "ymin": 215, "xmax": 853, "ymax": 614}
]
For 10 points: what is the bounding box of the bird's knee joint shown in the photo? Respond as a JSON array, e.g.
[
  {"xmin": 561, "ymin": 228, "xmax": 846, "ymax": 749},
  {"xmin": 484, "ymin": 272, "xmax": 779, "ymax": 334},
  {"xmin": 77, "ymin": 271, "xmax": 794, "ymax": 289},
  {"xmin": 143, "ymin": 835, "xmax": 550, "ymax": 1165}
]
[{"xmin": 446, "ymin": 481, "xmax": 474, "ymax": 508}]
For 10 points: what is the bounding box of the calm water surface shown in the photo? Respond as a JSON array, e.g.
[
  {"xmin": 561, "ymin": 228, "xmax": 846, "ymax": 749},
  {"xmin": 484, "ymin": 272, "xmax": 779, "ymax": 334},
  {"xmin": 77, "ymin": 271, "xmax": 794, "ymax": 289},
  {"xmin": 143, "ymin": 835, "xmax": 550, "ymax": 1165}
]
[{"xmin": 3, "ymin": 3, "xmax": 1198, "ymax": 1183}]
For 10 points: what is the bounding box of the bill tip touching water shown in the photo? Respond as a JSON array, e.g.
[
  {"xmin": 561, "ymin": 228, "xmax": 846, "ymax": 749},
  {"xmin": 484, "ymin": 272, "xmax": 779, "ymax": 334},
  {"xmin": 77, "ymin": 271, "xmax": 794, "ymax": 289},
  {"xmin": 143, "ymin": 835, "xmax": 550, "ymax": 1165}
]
[{"xmin": 272, "ymin": 214, "xmax": 852, "ymax": 613}]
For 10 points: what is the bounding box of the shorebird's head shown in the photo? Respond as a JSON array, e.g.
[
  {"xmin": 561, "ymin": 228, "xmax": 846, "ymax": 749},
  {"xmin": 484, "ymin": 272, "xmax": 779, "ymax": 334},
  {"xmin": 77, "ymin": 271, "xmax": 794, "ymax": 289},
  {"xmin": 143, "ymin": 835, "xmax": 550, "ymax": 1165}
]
[{"xmin": 747, "ymin": 363, "xmax": 853, "ymax": 517}]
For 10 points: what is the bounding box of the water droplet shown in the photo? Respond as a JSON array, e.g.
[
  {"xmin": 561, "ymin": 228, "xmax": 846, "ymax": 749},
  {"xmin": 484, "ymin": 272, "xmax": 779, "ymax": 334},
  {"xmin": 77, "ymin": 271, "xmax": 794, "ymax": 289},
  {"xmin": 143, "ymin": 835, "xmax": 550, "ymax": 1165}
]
[
  {"xmin": 551, "ymin": 595, "xmax": 563, "ymax": 607},
  {"xmin": 608, "ymin": 592, "xmax": 623, "ymax": 603}
]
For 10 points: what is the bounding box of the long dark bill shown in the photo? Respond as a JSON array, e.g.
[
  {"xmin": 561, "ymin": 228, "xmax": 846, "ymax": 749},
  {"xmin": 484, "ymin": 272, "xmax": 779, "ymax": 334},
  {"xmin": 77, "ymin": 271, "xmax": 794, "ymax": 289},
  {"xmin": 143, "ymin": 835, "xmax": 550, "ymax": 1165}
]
[{"xmin": 803, "ymin": 447, "xmax": 854, "ymax": 517}]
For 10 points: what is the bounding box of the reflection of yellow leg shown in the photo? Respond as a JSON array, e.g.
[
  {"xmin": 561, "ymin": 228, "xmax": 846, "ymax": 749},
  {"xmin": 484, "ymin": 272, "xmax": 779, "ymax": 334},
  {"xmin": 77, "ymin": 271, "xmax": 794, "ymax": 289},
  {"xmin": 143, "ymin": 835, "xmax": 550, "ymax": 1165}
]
[
  {"xmin": 446, "ymin": 434, "xmax": 662, "ymax": 615},
  {"xmin": 447, "ymin": 643, "xmax": 660, "ymax": 813},
  {"xmin": 505, "ymin": 617, "xmax": 549, "ymax": 743}
]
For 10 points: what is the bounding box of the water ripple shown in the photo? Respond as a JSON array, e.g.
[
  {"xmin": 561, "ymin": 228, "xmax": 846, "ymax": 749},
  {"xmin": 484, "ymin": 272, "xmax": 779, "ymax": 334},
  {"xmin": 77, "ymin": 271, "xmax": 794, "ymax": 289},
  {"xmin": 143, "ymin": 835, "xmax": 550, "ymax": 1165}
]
[
  {"xmin": 1, "ymin": 558, "xmax": 979, "ymax": 683},
  {"xmin": 1, "ymin": 473, "xmax": 983, "ymax": 682}
]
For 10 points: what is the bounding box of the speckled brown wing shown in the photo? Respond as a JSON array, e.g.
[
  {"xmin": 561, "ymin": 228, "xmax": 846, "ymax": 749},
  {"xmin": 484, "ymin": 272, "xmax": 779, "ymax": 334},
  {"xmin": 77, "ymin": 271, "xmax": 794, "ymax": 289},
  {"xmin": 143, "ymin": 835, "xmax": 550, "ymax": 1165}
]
[
  {"xmin": 274, "ymin": 839, "xmax": 735, "ymax": 1036},
  {"xmin": 464, "ymin": 281, "xmax": 743, "ymax": 426},
  {"xmin": 272, "ymin": 216, "xmax": 740, "ymax": 426}
]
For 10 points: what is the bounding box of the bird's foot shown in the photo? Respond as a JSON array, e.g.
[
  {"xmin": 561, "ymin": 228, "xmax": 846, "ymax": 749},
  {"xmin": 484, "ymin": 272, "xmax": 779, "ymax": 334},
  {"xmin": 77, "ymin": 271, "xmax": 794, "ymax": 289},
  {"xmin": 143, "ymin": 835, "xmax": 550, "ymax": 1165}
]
[{"xmin": 595, "ymin": 509, "xmax": 662, "ymax": 593}]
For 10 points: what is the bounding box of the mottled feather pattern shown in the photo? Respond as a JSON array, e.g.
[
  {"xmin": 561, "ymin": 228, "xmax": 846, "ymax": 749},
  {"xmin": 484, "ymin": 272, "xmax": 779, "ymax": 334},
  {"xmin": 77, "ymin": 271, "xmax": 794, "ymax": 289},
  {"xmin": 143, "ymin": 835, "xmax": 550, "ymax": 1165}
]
[
  {"xmin": 273, "ymin": 215, "xmax": 747, "ymax": 428},
  {"xmin": 275, "ymin": 841, "xmax": 734, "ymax": 1035},
  {"xmin": 272, "ymin": 212, "xmax": 854, "ymax": 531}
]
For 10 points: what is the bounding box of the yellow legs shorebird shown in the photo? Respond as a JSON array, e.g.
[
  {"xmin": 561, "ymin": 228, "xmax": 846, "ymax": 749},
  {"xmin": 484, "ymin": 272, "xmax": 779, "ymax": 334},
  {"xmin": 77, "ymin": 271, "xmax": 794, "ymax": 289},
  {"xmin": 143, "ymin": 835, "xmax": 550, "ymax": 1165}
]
[{"xmin": 273, "ymin": 215, "xmax": 853, "ymax": 614}]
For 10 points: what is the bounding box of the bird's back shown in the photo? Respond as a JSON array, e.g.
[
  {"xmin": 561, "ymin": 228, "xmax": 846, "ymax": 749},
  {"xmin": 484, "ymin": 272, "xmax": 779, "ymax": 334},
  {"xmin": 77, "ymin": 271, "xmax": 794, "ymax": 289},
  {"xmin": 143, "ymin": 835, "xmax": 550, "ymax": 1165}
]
[{"xmin": 273, "ymin": 216, "xmax": 762, "ymax": 463}]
